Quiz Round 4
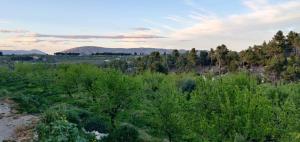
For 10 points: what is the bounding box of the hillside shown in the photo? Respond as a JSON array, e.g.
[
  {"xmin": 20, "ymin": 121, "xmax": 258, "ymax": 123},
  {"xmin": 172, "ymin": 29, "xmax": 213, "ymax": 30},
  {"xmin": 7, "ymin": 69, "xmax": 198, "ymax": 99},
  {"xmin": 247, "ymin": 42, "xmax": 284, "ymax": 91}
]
[
  {"xmin": 0, "ymin": 49, "xmax": 47, "ymax": 55},
  {"xmin": 63, "ymin": 46, "xmax": 185, "ymax": 55}
]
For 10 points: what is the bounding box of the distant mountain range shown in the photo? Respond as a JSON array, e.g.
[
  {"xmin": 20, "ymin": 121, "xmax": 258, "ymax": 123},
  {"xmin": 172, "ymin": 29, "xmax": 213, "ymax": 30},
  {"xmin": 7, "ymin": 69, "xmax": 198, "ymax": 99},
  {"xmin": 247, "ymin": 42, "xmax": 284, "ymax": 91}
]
[
  {"xmin": 62, "ymin": 46, "xmax": 186, "ymax": 55},
  {"xmin": 0, "ymin": 49, "xmax": 47, "ymax": 55}
]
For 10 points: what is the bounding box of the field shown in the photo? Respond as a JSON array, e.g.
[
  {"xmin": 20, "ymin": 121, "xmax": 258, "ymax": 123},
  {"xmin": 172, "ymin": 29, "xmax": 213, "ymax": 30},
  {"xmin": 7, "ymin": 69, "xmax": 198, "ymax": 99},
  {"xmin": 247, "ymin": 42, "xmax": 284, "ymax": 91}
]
[
  {"xmin": 0, "ymin": 63, "xmax": 299, "ymax": 142},
  {"xmin": 0, "ymin": 55, "xmax": 134, "ymax": 65}
]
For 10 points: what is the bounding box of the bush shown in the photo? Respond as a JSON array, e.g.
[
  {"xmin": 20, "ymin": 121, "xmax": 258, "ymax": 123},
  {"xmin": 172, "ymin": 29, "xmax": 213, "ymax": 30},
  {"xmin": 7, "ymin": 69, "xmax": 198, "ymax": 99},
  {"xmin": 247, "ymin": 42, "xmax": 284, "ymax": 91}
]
[
  {"xmin": 105, "ymin": 125, "xmax": 140, "ymax": 142},
  {"xmin": 37, "ymin": 120, "xmax": 87, "ymax": 142},
  {"xmin": 37, "ymin": 110, "xmax": 88, "ymax": 142},
  {"xmin": 179, "ymin": 79, "xmax": 196, "ymax": 94},
  {"xmin": 45, "ymin": 104, "xmax": 92, "ymax": 126},
  {"xmin": 40, "ymin": 110, "xmax": 63, "ymax": 124},
  {"xmin": 64, "ymin": 108, "xmax": 90, "ymax": 126},
  {"xmin": 83, "ymin": 116, "xmax": 110, "ymax": 133},
  {"xmin": 13, "ymin": 94, "xmax": 48, "ymax": 113}
]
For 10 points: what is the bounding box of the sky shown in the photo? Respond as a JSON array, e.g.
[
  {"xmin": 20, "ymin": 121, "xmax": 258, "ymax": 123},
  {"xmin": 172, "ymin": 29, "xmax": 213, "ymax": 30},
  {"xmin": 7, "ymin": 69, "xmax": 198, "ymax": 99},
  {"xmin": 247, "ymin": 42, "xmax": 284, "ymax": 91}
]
[{"xmin": 0, "ymin": 0, "xmax": 300, "ymax": 54}]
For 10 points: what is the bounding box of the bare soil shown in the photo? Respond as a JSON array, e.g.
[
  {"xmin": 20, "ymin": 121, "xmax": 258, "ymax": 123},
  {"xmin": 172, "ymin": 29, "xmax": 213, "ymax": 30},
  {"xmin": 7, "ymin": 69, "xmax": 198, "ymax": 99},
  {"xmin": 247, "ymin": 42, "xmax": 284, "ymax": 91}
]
[{"xmin": 0, "ymin": 99, "xmax": 38, "ymax": 142}]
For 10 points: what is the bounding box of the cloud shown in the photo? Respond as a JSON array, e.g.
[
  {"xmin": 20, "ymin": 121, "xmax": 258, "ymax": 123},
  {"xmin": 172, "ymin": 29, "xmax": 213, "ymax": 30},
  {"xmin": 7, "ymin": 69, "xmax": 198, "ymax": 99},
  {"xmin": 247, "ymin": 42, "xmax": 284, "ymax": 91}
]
[
  {"xmin": 0, "ymin": 27, "xmax": 167, "ymax": 53},
  {"xmin": 0, "ymin": 35, "xmax": 89, "ymax": 54},
  {"xmin": 115, "ymin": 40, "xmax": 147, "ymax": 43},
  {"xmin": 143, "ymin": 19, "xmax": 177, "ymax": 32},
  {"xmin": 2, "ymin": 0, "xmax": 299, "ymax": 53},
  {"xmin": 132, "ymin": 27, "xmax": 151, "ymax": 31},
  {"xmin": 165, "ymin": 16, "xmax": 194, "ymax": 25},
  {"xmin": 0, "ymin": 45, "xmax": 14, "ymax": 48},
  {"xmin": 164, "ymin": 0, "xmax": 300, "ymax": 51},
  {"xmin": 13, "ymin": 39, "xmax": 92, "ymax": 43},
  {"xmin": 243, "ymin": 0, "xmax": 269, "ymax": 10},
  {"xmin": 31, "ymin": 33, "xmax": 166, "ymax": 39},
  {"xmin": 178, "ymin": 40, "xmax": 192, "ymax": 42},
  {"xmin": 166, "ymin": 16, "xmax": 185, "ymax": 23},
  {"xmin": 0, "ymin": 29, "xmax": 29, "ymax": 34}
]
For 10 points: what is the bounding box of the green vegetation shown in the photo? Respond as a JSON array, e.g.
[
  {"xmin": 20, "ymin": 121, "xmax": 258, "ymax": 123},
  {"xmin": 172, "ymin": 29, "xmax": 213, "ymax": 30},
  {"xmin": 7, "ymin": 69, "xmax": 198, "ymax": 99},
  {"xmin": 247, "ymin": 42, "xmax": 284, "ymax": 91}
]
[
  {"xmin": 0, "ymin": 31, "xmax": 299, "ymax": 141},
  {"xmin": 132, "ymin": 31, "xmax": 300, "ymax": 83},
  {"xmin": 0, "ymin": 62, "xmax": 299, "ymax": 142}
]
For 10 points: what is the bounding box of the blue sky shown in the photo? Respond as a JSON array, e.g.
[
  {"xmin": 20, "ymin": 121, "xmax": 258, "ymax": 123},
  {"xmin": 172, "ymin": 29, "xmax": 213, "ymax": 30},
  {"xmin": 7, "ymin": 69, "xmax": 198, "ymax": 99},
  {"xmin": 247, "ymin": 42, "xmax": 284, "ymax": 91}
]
[{"xmin": 0, "ymin": 0, "xmax": 300, "ymax": 53}]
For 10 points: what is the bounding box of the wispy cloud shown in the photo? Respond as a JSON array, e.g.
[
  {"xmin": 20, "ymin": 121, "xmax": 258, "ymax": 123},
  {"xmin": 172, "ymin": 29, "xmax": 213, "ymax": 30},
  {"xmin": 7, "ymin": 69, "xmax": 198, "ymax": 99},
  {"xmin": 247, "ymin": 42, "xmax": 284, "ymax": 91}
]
[
  {"xmin": 115, "ymin": 40, "xmax": 147, "ymax": 43},
  {"xmin": 243, "ymin": 0, "xmax": 269, "ymax": 10},
  {"xmin": 132, "ymin": 27, "xmax": 151, "ymax": 31},
  {"xmin": 0, "ymin": 45, "xmax": 14, "ymax": 48},
  {"xmin": 31, "ymin": 33, "xmax": 166, "ymax": 39},
  {"xmin": 163, "ymin": 0, "xmax": 300, "ymax": 51},
  {"xmin": 13, "ymin": 39, "xmax": 92, "ymax": 44},
  {"xmin": 1, "ymin": 0, "xmax": 299, "ymax": 53},
  {"xmin": 0, "ymin": 35, "xmax": 90, "ymax": 54},
  {"xmin": 165, "ymin": 16, "xmax": 193, "ymax": 25},
  {"xmin": 0, "ymin": 29, "xmax": 29, "ymax": 34},
  {"xmin": 143, "ymin": 19, "xmax": 177, "ymax": 32}
]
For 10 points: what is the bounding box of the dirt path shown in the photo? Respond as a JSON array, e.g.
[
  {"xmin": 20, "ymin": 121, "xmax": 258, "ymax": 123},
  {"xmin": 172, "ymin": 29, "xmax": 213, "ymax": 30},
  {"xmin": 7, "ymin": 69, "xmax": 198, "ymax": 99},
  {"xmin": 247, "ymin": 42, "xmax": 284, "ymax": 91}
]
[{"xmin": 0, "ymin": 99, "xmax": 38, "ymax": 142}]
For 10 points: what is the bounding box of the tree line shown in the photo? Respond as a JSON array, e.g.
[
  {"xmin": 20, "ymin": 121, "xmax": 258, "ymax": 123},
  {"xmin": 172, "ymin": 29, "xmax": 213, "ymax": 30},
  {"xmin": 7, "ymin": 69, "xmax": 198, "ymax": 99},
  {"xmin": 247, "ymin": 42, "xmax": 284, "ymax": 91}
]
[{"xmin": 119, "ymin": 31, "xmax": 300, "ymax": 83}]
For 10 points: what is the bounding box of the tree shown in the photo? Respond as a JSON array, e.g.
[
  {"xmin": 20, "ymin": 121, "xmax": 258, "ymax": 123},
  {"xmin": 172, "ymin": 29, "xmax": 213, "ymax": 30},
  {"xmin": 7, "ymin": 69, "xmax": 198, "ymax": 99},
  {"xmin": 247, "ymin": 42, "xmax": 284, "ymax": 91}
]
[
  {"xmin": 199, "ymin": 50, "xmax": 209, "ymax": 66},
  {"xmin": 267, "ymin": 30, "xmax": 287, "ymax": 57},
  {"xmin": 169, "ymin": 50, "xmax": 180, "ymax": 69},
  {"xmin": 149, "ymin": 52, "xmax": 161, "ymax": 63},
  {"xmin": 135, "ymin": 57, "xmax": 147, "ymax": 73},
  {"xmin": 172, "ymin": 49, "xmax": 180, "ymax": 59},
  {"xmin": 148, "ymin": 52, "xmax": 168, "ymax": 73},
  {"xmin": 240, "ymin": 47, "xmax": 259, "ymax": 68},
  {"xmin": 215, "ymin": 44, "xmax": 229, "ymax": 74},
  {"xmin": 226, "ymin": 51, "xmax": 239, "ymax": 72},
  {"xmin": 287, "ymin": 31, "xmax": 300, "ymax": 56},
  {"xmin": 282, "ymin": 56, "xmax": 300, "ymax": 82},
  {"xmin": 208, "ymin": 48, "xmax": 216, "ymax": 67},
  {"xmin": 282, "ymin": 65, "xmax": 300, "ymax": 82},
  {"xmin": 106, "ymin": 60, "xmax": 129, "ymax": 73},
  {"xmin": 150, "ymin": 61, "xmax": 168, "ymax": 74},
  {"xmin": 287, "ymin": 31, "xmax": 298, "ymax": 47},
  {"xmin": 139, "ymin": 74, "xmax": 185, "ymax": 142},
  {"xmin": 56, "ymin": 65, "xmax": 83, "ymax": 97},
  {"xmin": 294, "ymin": 36, "xmax": 300, "ymax": 56},
  {"xmin": 80, "ymin": 65, "xmax": 102, "ymax": 101},
  {"xmin": 187, "ymin": 48, "xmax": 197, "ymax": 70},
  {"xmin": 94, "ymin": 70, "xmax": 139, "ymax": 128},
  {"xmin": 265, "ymin": 55, "xmax": 286, "ymax": 82},
  {"xmin": 176, "ymin": 54, "xmax": 188, "ymax": 72},
  {"xmin": 106, "ymin": 125, "xmax": 140, "ymax": 142}
]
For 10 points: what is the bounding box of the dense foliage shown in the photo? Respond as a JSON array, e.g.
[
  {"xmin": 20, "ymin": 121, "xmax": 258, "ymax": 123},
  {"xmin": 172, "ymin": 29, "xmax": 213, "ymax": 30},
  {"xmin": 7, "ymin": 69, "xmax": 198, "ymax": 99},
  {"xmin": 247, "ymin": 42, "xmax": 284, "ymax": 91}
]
[
  {"xmin": 126, "ymin": 31, "xmax": 300, "ymax": 83},
  {"xmin": 0, "ymin": 63, "xmax": 299, "ymax": 142}
]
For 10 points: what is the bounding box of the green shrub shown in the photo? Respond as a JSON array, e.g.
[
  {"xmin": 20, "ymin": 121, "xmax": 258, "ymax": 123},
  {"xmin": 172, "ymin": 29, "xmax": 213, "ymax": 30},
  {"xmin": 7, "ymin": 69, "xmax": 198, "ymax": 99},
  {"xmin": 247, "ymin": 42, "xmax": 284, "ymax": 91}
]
[
  {"xmin": 37, "ymin": 110, "xmax": 88, "ymax": 142},
  {"xmin": 178, "ymin": 78, "xmax": 196, "ymax": 94},
  {"xmin": 13, "ymin": 94, "xmax": 48, "ymax": 113},
  {"xmin": 64, "ymin": 108, "xmax": 90, "ymax": 125},
  {"xmin": 40, "ymin": 110, "xmax": 63, "ymax": 124},
  {"xmin": 37, "ymin": 120, "xmax": 87, "ymax": 142},
  {"xmin": 45, "ymin": 105, "xmax": 91, "ymax": 126},
  {"xmin": 105, "ymin": 125, "xmax": 140, "ymax": 142},
  {"xmin": 83, "ymin": 116, "xmax": 110, "ymax": 133},
  {"xmin": 1, "ymin": 63, "xmax": 299, "ymax": 142}
]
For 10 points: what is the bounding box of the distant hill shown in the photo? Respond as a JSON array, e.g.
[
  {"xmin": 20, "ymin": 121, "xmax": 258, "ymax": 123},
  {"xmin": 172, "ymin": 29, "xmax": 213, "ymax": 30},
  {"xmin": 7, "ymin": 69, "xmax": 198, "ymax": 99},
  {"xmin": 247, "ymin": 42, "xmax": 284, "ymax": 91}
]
[
  {"xmin": 63, "ymin": 46, "xmax": 186, "ymax": 55},
  {"xmin": 0, "ymin": 49, "xmax": 47, "ymax": 55}
]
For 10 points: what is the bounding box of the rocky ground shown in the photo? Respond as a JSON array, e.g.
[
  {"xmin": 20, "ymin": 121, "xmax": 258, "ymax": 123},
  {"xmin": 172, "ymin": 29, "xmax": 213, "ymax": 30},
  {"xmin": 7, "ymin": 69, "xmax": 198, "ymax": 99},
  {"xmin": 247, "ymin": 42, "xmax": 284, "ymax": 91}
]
[{"xmin": 0, "ymin": 99, "xmax": 38, "ymax": 142}]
